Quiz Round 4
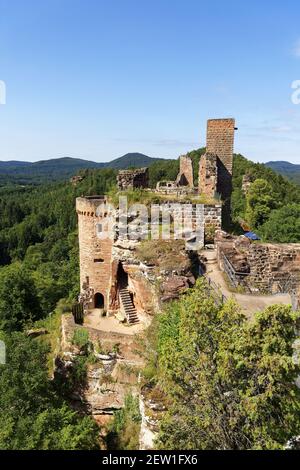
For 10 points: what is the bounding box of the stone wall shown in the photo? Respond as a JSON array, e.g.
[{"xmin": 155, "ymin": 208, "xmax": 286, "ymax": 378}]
[
  {"xmin": 203, "ymin": 204, "xmax": 222, "ymax": 234},
  {"xmin": 247, "ymin": 243, "xmax": 300, "ymax": 292},
  {"xmin": 198, "ymin": 152, "xmax": 218, "ymax": 197},
  {"xmin": 176, "ymin": 155, "xmax": 194, "ymax": 188},
  {"xmin": 217, "ymin": 234, "xmax": 300, "ymax": 295},
  {"xmin": 156, "ymin": 202, "xmax": 222, "ymax": 246},
  {"xmin": 242, "ymin": 174, "xmax": 252, "ymax": 194},
  {"xmin": 117, "ymin": 168, "xmax": 149, "ymax": 191}
]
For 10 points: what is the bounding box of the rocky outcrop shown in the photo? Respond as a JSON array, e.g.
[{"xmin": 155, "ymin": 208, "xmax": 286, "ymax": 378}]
[
  {"xmin": 26, "ymin": 328, "xmax": 48, "ymax": 338},
  {"xmin": 58, "ymin": 315, "xmax": 143, "ymax": 416},
  {"xmin": 139, "ymin": 385, "xmax": 167, "ymax": 450},
  {"xmin": 160, "ymin": 275, "xmax": 195, "ymax": 302}
]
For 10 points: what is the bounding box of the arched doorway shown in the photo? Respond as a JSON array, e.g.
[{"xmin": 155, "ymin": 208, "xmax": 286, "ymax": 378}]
[{"xmin": 94, "ymin": 292, "xmax": 104, "ymax": 309}]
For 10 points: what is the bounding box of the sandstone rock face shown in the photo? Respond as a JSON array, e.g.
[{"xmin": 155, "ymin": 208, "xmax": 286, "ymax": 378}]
[
  {"xmin": 161, "ymin": 275, "xmax": 192, "ymax": 302},
  {"xmin": 59, "ymin": 315, "xmax": 143, "ymax": 416},
  {"xmin": 139, "ymin": 385, "xmax": 168, "ymax": 450},
  {"xmin": 139, "ymin": 395, "xmax": 157, "ymax": 450}
]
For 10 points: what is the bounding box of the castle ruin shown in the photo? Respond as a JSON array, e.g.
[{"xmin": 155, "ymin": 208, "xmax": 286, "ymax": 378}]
[
  {"xmin": 76, "ymin": 118, "xmax": 236, "ymax": 325},
  {"xmin": 117, "ymin": 167, "xmax": 149, "ymax": 191}
]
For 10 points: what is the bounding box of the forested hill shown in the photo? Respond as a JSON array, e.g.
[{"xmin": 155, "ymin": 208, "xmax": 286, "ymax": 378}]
[
  {"xmin": 0, "ymin": 153, "xmax": 168, "ymax": 184},
  {"xmin": 0, "ymin": 150, "xmax": 299, "ymax": 274},
  {"xmin": 265, "ymin": 161, "xmax": 300, "ymax": 184}
]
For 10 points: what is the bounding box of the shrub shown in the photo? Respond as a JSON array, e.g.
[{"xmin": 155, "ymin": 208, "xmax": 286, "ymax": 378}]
[{"xmin": 72, "ymin": 328, "xmax": 90, "ymax": 349}]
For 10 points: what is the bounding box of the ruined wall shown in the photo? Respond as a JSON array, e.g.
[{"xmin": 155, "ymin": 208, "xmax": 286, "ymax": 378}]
[
  {"xmin": 247, "ymin": 243, "xmax": 300, "ymax": 292},
  {"xmin": 217, "ymin": 234, "xmax": 300, "ymax": 295},
  {"xmin": 117, "ymin": 168, "xmax": 149, "ymax": 191},
  {"xmin": 198, "ymin": 153, "xmax": 218, "ymax": 197},
  {"xmin": 203, "ymin": 204, "xmax": 222, "ymax": 235},
  {"xmin": 158, "ymin": 202, "xmax": 222, "ymax": 245},
  {"xmin": 76, "ymin": 197, "xmax": 113, "ymax": 310},
  {"xmin": 176, "ymin": 155, "xmax": 194, "ymax": 188}
]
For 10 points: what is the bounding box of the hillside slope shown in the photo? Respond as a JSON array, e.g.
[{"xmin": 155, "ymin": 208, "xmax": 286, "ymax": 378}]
[
  {"xmin": 265, "ymin": 161, "xmax": 300, "ymax": 184},
  {"xmin": 0, "ymin": 153, "xmax": 167, "ymax": 184}
]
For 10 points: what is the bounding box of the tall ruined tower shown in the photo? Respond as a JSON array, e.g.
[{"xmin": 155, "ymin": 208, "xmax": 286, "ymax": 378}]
[
  {"xmin": 206, "ymin": 118, "xmax": 236, "ymax": 200},
  {"xmin": 199, "ymin": 118, "xmax": 236, "ymax": 198},
  {"xmin": 76, "ymin": 196, "xmax": 113, "ymax": 310},
  {"xmin": 206, "ymin": 119, "xmax": 235, "ymax": 174}
]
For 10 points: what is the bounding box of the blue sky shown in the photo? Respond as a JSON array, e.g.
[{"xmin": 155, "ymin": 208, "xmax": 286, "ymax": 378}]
[{"xmin": 0, "ymin": 0, "xmax": 300, "ymax": 164}]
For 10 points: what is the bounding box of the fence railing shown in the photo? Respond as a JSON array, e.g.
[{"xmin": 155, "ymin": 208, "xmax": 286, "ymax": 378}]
[
  {"xmin": 199, "ymin": 265, "xmax": 227, "ymax": 306},
  {"xmin": 222, "ymin": 254, "xmax": 300, "ymax": 310},
  {"xmin": 222, "ymin": 254, "xmax": 251, "ymax": 292}
]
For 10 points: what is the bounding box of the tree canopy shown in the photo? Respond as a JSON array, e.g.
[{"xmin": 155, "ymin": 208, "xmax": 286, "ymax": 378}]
[
  {"xmin": 148, "ymin": 279, "xmax": 300, "ymax": 450},
  {"xmin": 0, "ymin": 332, "xmax": 99, "ymax": 450}
]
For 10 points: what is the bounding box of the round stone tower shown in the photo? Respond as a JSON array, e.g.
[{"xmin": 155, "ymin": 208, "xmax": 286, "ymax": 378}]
[{"xmin": 76, "ymin": 196, "xmax": 114, "ymax": 311}]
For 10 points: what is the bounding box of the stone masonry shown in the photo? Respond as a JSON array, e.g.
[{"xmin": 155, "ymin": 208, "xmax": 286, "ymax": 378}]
[
  {"xmin": 76, "ymin": 196, "xmax": 113, "ymax": 310},
  {"xmin": 217, "ymin": 233, "xmax": 300, "ymax": 295},
  {"xmin": 199, "ymin": 118, "xmax": 236, "ymax": 202},
  {"xmin": 247, "ymin": 243, "xmax": 300, "ymax": 293},
  {"xmin": 117, "ymin": 167, "xmax": 149, "ymax": 191},
  {"xmin": 206, "ymin": 118, "xmax": 235, "ymax": 177},
  {"xmin": 198, "ymin": 152, "xmax": 218, "ymax": 197},
  {"xmin": 175, "ymin": 155, "xmax": 194, "ymax": 188},
  {"xmin": 77, "ymin": 195, "xmax": 222, "ymax": 314}
]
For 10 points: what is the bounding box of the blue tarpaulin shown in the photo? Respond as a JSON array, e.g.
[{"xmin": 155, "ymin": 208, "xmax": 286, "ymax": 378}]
[{"xmin": 244, "ymin": 231, "xmax": 261, "ymax": 241}]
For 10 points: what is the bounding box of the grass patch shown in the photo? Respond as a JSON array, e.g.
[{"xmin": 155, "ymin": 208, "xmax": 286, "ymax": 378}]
[
  {"xmin": 34, "ymin": 310, "xmax": 62, "ymax": 375},
  {"xmin": 136, "ymin": 239, "xmax": 190, "ymax": 272},
  {"xmin": 108, "ymin": 188, "xmax": 219, "ymax": 207},
  {"xmin": 106, "ymin": 393, "xmax": 141, "ymax": 450}
]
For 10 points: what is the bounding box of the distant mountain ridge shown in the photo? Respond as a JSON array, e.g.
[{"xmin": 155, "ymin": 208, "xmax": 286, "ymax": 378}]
[
  {"xmin": 265, "ymin": 161, "xmax": 300, "ymax": 184},
  {"xmin": 1, "ymin": 153, "xmax": 299, "ymax": 186},
  {"xmin": 0, "ymin": 153, "xmax": 167, "ymax": 183}
]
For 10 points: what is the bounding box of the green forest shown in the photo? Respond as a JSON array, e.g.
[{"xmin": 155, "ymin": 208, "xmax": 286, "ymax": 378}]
[
  {"xmin": 143, "ymin": 279, "xmax": 300, "ymax": 450},
  {"xmin": 0, "ymin": 151, "xmax": 299, "ymax": 449}
]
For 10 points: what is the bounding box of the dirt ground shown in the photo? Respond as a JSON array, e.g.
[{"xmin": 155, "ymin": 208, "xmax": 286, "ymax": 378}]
[{"xmin": 85, "ymin": 309, "xmax": 146, "ymax": 335}]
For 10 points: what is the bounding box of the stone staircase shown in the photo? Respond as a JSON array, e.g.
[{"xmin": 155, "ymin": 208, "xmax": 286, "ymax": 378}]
[{"xmin": 119, "ymin": 288, "xmax": 139, "ymax": 324}]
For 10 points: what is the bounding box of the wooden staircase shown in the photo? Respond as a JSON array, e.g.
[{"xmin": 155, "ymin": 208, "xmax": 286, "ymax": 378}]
[{"xmin": 119, "ymin": 289, "xmax": 139, "ymax": 324}]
